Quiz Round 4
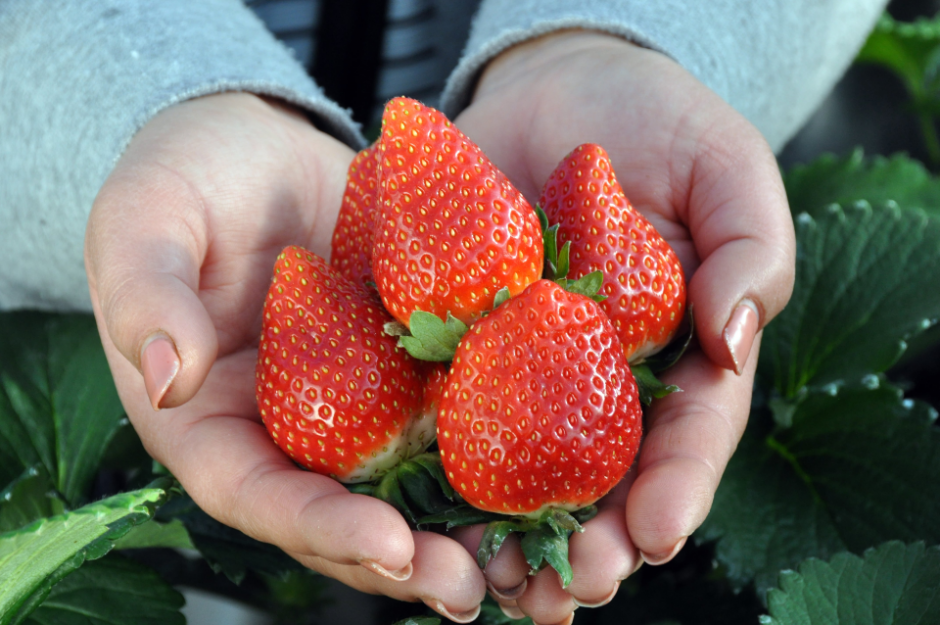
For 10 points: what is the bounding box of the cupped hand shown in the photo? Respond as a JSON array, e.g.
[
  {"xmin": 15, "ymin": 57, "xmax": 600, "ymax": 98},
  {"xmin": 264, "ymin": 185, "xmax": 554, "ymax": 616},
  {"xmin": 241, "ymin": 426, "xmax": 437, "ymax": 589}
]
[
  {"xmin": 84, "ymin": 93, "xmax": 485, "ymax": 622},
  {"xmin": 452, "ymin": 31, "xmax": 795, "ymax": 623}
]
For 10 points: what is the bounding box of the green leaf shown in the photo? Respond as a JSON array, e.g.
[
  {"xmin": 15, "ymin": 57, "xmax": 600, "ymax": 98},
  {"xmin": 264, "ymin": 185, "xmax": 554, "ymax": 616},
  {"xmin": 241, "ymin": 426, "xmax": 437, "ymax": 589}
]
[
  {"xmin": 697, "ymin": 384, "xmax": 940, "ymax": 599},
  {"xmin": 764, "ymin": 541, "xmax": 940, "ymax": 624},
  {"xmin": 20, "ymin": 553, "xmax": 185, "ymax": 625},
  {"xmin": 631, "ymin": 364, "xmax": 681, "ymax": 406},
  {"xmin": 156, "ymin": 495, "xmax": 303, "ymax": 585},
  {"xmin": 397, "ymin": 460, "xmax": 450, "ymax": 517},
  {"xmin": 391, "ymin": 618, "xmax": 441, "ymax": 625},
  {"xmin": 410, "ymin": 453, "xmax": 455, "ymax": 500},
  {"xmin": 563, "ymin": 270, "xmax": 605, "ymax": 301},
  {"xmin": 784, "ymin": 150, "xmax": 940, "ymax": 220},
  {"xmin": 477, "ymin": 520, "xmax": 530, "ymax": 569},
  {"xmin": 492, "ymin": 286, "xmax": 511, "ymax": 310},
  {"xmin": 111, "ymin": 518, "xmax": 194, "ymax": 551},
  {"xmin": 759, "ymin": 203, "xmax": 940, "ymax": 399},
  {"xmin": 399, "ymin": 311, "xmax": 468, "ymax": 362},
  {"xmin": 521, "ymin": 525, "xmax": 573, "ymax": 587},
  {"xmin": 0, "ymin": 312, "xmax": 125, "ymax": 506},
  {"xmin": 0, "ymin": 466, "xmax": 61, "ymax": 534},
  {"xmin": 0, "ymin": 481, "xmax": 171, "ymax": 625},
  {"xmin": 857, "ymin": 14, "xmax": 940, "ymax": 96},
  {"xmin": 374, "ymin": 468, "xmax": 415, "ymax": 523},
  {"xmin": 478, "ymin": 596, "xmax": 534, "ymax": 624},
  {"xmin": 543, "ymin": 224, "xmax": 561, "ymax": 279},
  {"xmin": 417, "ymin": 506, "xmax": 505, "ymax": 529},
  {"xmin": 642, "ymin": 307, "xmax": 694, "ymax": 373}
]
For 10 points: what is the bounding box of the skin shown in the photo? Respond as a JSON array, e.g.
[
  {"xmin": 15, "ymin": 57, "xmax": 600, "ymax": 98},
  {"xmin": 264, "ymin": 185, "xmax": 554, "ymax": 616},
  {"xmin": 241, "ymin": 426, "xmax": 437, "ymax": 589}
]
[{"xmin": 84, "ymin": 30, "xmax": 794, "ymax": 624}]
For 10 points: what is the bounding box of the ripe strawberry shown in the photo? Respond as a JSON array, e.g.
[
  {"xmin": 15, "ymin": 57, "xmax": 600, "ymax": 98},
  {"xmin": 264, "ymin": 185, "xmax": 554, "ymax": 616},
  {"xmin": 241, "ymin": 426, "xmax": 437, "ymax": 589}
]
[
  {"xmin": 256, "ymin": 246, "xmax": 438, "ymax": 483},
  {"xmin": 372, "ymin": 97, "xmax": 543, "ymax": 327},
  {"xmin": 330, "ymin": 143, "xmax": 380, "ymax": 286},
  {"xmin": 437, "ymin": 279, "xmax": 642, "ymax": 517},
  {"xmin": 539, "ymin": 143, "xmax": 686, "ymax": 362}
]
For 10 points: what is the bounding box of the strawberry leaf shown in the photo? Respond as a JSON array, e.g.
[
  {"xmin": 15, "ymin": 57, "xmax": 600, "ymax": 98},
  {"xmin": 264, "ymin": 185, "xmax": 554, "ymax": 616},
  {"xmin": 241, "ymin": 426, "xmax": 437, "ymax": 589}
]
[
  {"xmin": 155, "ymin": 494, "xmax": 304, "ymax": 584},
  {"xmin": 697, "ymin": 382, "xmax": 940, "ymax": 600},
  {"xmin": 0, "ymin": 312, "xmax": 126, "ymax": 507},
  {"xmin": 760, "ymin": 203, "xmax": 940, "ymax": 399},
  {"xmin": 556, "ymin": 241, "xmax": 571, "ymax": 280},
  {"xmin": 631, "ymin": 364, "xmax": 681, "ymax": 406},
  {"xmin": 763, "ymin": 541, "xmax": 940, "ymax": 624},
  {"xmin": 373, "ymin": 470, "xmax": 415, "ymax": 523},
  {"xmin": 399, "ymin": 311, "xmax": 468, "ymax": 362},
  {"xmin": 785, "ymin": 150, "xmax": 940, "ymax": 221},
  {"xmin": 18, "ymin": 553, "xmax": 184, "ymax": 625},
  {"xmin": 0, "ymin": 466, "xmax": 62, "ymax": 535},
  {"xmin": 0, "ymin": 479, "xmax": 173, "ymax": 625}
]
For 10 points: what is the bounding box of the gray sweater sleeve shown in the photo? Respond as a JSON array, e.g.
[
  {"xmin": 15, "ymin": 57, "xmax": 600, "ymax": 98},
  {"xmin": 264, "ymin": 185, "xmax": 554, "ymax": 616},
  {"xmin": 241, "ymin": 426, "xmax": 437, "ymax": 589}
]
[
  {"xmin": 0, "ymin": 0, "xmax": 363, "ymax": 312},
  {"xmin": 440, "ymin": 0, "xmax": 888, "ymax": 153}
]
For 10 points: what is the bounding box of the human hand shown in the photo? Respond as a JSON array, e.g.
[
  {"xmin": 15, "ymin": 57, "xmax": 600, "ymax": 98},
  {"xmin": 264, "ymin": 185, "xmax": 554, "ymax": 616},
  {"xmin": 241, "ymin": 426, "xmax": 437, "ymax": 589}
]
[
  {"xmin": 84, "ymin": 93, "xmax": 485, "ymax": 622},
  {"xmin": 452, "ymin": 30, "xmax": 796, "ymax": 623}
]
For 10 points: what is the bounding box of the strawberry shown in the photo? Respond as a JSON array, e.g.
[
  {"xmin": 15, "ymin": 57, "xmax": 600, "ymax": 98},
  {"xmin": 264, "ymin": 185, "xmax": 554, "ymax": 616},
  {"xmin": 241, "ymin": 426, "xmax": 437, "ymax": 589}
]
[
  {"xmin": 372, "ymin": 97, "xmax": 543, "ymax": 327},
  {"xmin": 330, "ymin": 143, "xmax": 380, "ymax": 287},
  {"xmin": 436, "ymin": 279, "xmax": 642, "ymax": 517},
  {"xmin": 256, "ymin": 246, "xmax": 437, "ymax": 483},
  {"xmin": 539, "ymin": 143, "xmax": 686, "ymax": 362}
]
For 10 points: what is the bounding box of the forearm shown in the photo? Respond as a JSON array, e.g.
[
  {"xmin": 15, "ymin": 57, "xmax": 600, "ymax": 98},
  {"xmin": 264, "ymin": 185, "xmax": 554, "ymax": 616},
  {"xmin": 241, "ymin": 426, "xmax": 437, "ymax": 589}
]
[
  {"xmin": 0, "ymin": 0, "xmax": 360, "ymax": 311},
  {"xmin": 442, "ymin": 0, "xmax": 888, "ymax": 152}
]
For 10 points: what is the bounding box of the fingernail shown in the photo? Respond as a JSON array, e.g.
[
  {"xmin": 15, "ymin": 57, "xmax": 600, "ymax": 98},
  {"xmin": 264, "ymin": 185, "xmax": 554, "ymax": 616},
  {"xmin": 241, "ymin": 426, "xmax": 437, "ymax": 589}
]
[
  {"xmin": 360, "ymin": 560, "xmax": 413, "ymax": 582},
  {"xmin": 640, "ymin": 536, "xmax": 687, "ymax": 566},
  {"xmin": 424, "ymin": 599, "xmax": 481, "ymax": 624},
  {"xmin": 534, "ymin": 615, "xmax": 574, "ymax": 625},
  {"xmin": 632, "ymin": 558, "xmax": 644, "ymax": 576},
  {"xmin": 500, "ymin": 604, "xmax": 525, "ymax": 620},
  {"xmin": 723, "ymin": 299, "xmax": 759, "ymax": 375},
  {"xmin": 488, "ymin": 579, "xmax": 527, "ymax": 601},
  {"xmin": 574, "ymin": 580, "xmax": 620, "ymax": 608},
  {"xmin": 141, "ymin": 333, "xmax": 180, "ymax": 410}
]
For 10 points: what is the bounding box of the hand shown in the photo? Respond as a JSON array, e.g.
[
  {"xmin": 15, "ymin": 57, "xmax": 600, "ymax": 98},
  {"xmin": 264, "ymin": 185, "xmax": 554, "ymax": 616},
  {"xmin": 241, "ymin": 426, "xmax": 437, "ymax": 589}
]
[
  {"xmin": 84, "ymin": 93, "xmax": 485, "ymax": 622},
  {"xmin": 452, "ymin": 31, "xmax": 796, "ymax": 623}
]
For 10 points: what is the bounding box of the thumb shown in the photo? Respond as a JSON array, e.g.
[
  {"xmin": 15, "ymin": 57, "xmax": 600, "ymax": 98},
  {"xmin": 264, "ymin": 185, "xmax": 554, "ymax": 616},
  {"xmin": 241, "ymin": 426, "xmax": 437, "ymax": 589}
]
[
  {"xmin": 85, "ymin": 163, "xmax": 217, "ymax": 409},
  {"xmin": 683, "ymin": 117, "xmax": 796, "ymax": 374}
]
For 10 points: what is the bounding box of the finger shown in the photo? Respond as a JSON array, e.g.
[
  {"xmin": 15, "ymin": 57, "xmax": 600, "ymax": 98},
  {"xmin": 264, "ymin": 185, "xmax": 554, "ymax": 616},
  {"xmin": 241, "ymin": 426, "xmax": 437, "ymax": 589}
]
[
  {"xmin": 99, "ymin": 336, "xmax": 417, "ymax": 574},
  {"xmin": 627, "ymin": 339, "xmax": 759, "ymax": 562},
  {"xmin": 295, "ymin": 531, "xmax": 486, "ymax": 623},
  {"xmin": 680, "ymin": 112, "xmax": 795, "ymax": 373},
  {"xmin": 450, "ymin": 525, "xmax": 530, "ymax": 602},
  {"xmin": 566, "ymin": 478, "xmax": 639, "ymax": 607},
  {"xmin": 86, "ymin": 161, "xmax": 216, "ymax": 409},
  {"xmin": 514, "ymin": 566, "xmax": 577, "ymax": 625}
]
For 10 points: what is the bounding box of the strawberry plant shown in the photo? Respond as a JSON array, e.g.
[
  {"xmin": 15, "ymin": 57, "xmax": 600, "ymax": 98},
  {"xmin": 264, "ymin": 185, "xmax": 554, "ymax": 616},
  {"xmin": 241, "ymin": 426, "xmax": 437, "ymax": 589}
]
[{"xmin": 5, "ymin": 17, "xmax": 940, "ymax": 624}]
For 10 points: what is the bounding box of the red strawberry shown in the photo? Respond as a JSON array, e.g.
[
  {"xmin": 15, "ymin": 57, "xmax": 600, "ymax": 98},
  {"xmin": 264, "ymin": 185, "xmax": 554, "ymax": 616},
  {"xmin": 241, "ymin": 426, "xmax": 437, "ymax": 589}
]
[
  {"xmin": 437, "ymin": 279, "xmax": 642, "ymax": 517},
  {"xmin": 256, "ymin": 246, "xmax": 438, "ymax": 483},
  {"xmin": 372, "ymin": 97, "xmax": 543, "ymax": 327},
  {"xmin": 330, "ymin": 143, "xmax": 380, "ymax": 286},
  {"xmin": 539, "ymin": 144, "xmax": 686, "ymax": 362}
]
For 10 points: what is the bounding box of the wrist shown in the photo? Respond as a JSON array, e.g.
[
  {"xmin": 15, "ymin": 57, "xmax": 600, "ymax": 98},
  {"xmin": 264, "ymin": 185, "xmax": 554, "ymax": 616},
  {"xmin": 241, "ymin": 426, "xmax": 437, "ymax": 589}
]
[{"xmin": 473, "ymin": 29, "xmax": 640, "ymax": 102}]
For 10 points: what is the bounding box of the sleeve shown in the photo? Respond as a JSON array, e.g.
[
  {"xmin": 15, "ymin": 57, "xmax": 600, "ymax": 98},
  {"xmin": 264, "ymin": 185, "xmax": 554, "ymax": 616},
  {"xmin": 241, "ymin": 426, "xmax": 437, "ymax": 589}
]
[
  {"xmin": 440, "ymin": 0, "xmax": 889, "ymax": 153},
  {"xmin": 0, "ymin": 0, "xmax": 363, "ymax": 312}
]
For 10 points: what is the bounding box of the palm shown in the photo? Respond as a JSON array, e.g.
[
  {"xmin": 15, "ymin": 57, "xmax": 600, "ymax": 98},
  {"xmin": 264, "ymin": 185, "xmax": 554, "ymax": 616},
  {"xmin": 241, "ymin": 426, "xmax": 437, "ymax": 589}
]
[{"xmin": 448, "ymin": 32, "xmax": 795, "ymax": 622}]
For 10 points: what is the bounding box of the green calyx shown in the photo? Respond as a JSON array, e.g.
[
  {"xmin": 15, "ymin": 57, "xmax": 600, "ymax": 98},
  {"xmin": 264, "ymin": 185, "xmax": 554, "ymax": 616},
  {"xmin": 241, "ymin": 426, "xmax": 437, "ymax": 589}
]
[
  {"xmin": 346, "ymin": 452, "xmax": 457, "ymax": 525},
  {"xmin": 389, "ymin": 311, "xmax": 468, "ymax": 362},
  {"xmin": 536, "ymin": 205, "xmax": 606, "ymax": 302},
  {"xmin": 419, "ymin": 503, "xmax": 598, "ymax": 588}
]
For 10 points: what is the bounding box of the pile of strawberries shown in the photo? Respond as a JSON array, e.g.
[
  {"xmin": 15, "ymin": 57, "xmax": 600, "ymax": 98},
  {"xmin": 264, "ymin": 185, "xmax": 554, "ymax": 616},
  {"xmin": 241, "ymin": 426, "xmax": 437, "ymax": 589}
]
[{"xmin": 256, "ymin": 97, "xmax": 687, "ymax": 582}]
